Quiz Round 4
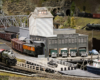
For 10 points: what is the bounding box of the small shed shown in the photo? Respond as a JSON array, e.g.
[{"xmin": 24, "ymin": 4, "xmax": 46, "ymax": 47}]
[
  {"xmin": 19, "ymin": 27, "xmax": 30, "ymax": 43},
  {"xmin": 29, "ymin": 7, "xmax": 53, "ymax": 37}
]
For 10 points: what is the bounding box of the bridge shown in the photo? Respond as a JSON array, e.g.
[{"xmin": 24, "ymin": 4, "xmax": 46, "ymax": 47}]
[{"xmin": 0, "ymin": 10, "xmax": 29, "ymax": 29}]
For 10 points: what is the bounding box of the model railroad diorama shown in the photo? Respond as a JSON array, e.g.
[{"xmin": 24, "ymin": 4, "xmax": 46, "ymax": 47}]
[{"xmin": 0, "ymin": 7, "xmax": 100, "ymax": 78}]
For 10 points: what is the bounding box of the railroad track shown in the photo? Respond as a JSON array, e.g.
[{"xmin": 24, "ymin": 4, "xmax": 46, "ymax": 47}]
[
  {"xmin": 0, "ymin": 62, "xmax": 36, "ymax": 76},
  {"xmin": 0, "ymin": 39, "xmax": 12, "ymax": 47}
]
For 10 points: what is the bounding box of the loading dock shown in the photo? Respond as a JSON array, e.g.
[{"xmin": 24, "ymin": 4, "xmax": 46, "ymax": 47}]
[{"xmin": 30, "ymin": 34, "xmax": 88, "ymax": 57}]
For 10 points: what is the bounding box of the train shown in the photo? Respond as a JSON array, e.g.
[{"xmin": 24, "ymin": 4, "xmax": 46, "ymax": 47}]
[
  {"xmin": 78, "ymin": 12, "xmax": 93, "ymax": 18},
  {"xmin": 86, "ymin": 23, "xmax": 100, "ymax": 30},
  {"xmin": 78, "ymin": 12, "xmax": 100, "ymax": 18},
  {"xmin": 11, "ymin": 38, "xmax": 44, "ymax": 57},
  {"xmin": 0, "ymin": 32, "xmax": 88, "ymax": 58},
  {"xmin": 0, "ymin": 49, "xmax": 17, "ymax": 66},
  {"xmin": 0, "ymin": 31, "xmax": 44, "ymax": 57},
  {"xmin": 0, "ymin": 31, "xmax": 16, "ymax": 41}
]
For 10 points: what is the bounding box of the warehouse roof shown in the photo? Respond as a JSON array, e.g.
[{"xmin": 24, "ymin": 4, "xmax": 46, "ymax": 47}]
[
  {"xmin": 5, "ymin": 26, "xmax": 19, "ymax": 33},
  {"xmin": 29, "ymin": 7, "xmax": 53, "ymax": 18}
]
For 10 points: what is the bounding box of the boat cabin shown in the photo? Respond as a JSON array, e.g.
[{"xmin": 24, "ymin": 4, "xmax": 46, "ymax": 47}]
[{"xmin": 93, "ymin": 59, "xmax": 100, "ymax": 68}]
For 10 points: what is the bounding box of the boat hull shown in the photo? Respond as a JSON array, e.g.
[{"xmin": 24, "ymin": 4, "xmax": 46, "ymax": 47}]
[{"xmin": 87, "ymin": 65, "xmax": 100, "ymax": 75}]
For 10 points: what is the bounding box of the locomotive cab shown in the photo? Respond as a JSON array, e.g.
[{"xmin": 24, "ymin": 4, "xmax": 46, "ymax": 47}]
[{"xmin": 0, "ymin": 49, "xmax": 5, "ymax": 60}]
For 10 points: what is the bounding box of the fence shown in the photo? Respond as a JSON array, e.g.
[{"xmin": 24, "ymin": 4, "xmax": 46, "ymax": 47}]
[{"xmin": 16, "ymin": 61, "xmax": 46, "ymax": 72}]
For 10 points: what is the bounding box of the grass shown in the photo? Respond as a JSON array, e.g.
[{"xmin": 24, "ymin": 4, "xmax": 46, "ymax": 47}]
[
  {"xmin": 76, "ymin": 30, "xmax": 100, "ymax": 40},
  {"xmin": 75, "ymin": 17, "xmax": 100, "ymax": 29},
  {"xmin": 58, "ymin": 16, "xmax": 100, "ymax": 29},
  {"xmin": 0, "ymin": 72, "xmax": 55, "ymax": 80},
  {"xmin": 16, "ymin": 58, "xmax": 25, "ymax": 63},
  {"xmin": 0, "ymin": 72, "xmax": 26, "ymax": 77}
]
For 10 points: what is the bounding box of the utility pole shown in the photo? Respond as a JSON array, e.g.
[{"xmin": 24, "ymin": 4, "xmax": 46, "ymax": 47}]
[
  {"xmin": 98, "ymin": 51, "xmax": 100, "ymax": 60},
  {"xmin": 92, "ymin": 29, "xmax": 93, "ymax": 48}
]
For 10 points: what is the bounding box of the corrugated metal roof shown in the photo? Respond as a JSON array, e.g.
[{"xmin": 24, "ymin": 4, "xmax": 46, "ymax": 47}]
[
  {"xmin": 29, "ymin": 7, "xmax": 53, "ymax": 18},
  {"xmin": 5, "ymin": 26, "xmax": 19, "ymax": 33},
  {"xmin": 19, "ymin": 37, "xmax": 26, "ymax": 41}
]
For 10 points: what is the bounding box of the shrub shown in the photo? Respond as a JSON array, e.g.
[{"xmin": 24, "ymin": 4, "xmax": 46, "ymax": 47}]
[
  {"xmin": 67, "ymin": 16, "xmax": 71, "ymax": 27},
  {"xmin": 54, "ymin": 16, "xmax": 64, "ymax": 24},
  {"xmin": 71, "ymin": 2, "xmax": 75, "ymax": 16},
  {"xmin": 71, "ymin": 17, "xmax": 76, "ymax": 28}
]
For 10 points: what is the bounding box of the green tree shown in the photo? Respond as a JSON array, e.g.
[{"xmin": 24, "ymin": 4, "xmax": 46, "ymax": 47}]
[
  {"xmin": 71, "ymin": 2, "xmax": 75, "ymax": 16},
  {"xmin": 11, "ymin": 0, "xmax": 14, "ymax": 3},
  {"xmin": 71, "ymin": 17, "xmax": 76, "ymax": 28},
  {"xmin": 64, "ymin": 21, "xmax": 68, "ymax": 28},
  {"xmin": 54, "ymin": 16, "xmax": 64, "ymax": 24},
  {"xmin": 67, "ymin": 16, "xmax": 71, "ymax": 27}
]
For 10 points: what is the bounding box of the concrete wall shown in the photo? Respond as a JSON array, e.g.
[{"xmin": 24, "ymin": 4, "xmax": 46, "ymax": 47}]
[{"xmin": 53, "ymin": 29, "xmax": 76, "ymax": 35}]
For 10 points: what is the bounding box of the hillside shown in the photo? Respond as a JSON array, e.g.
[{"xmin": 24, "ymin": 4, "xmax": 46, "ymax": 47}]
[
  {"xmin": 2, "ymin": 0, "xmax": 100, "ymax": 15},
  {"xmin": 74, "ymin": 0, "xmax": 100, "ymax": 13},
  {"xmin": 75, "ymin": 17, "xmax": 100, "ymax": 29},
  {"xmin": 2, "ymin": 0, "xmax": 43, "ymax": 15}
]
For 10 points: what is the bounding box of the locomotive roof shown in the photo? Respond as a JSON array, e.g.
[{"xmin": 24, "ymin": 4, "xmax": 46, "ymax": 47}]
[
  {"xmin": 23, "ymin": 44, "xmax": 35, "ymax": 47},
  {"xmin": 11, "ymin": 38, "xmax": 26, "ymax": 44}
]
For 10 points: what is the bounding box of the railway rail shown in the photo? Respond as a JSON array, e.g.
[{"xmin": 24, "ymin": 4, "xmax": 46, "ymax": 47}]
[{"xmin": 0, "ymin": 62, "xmax": 36, "ymax": 75}]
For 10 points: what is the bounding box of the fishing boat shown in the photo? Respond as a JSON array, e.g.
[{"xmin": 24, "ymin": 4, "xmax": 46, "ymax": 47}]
[{"xmin": 87, "ymin": 59, "xmax": 100, "ymax": 75}]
